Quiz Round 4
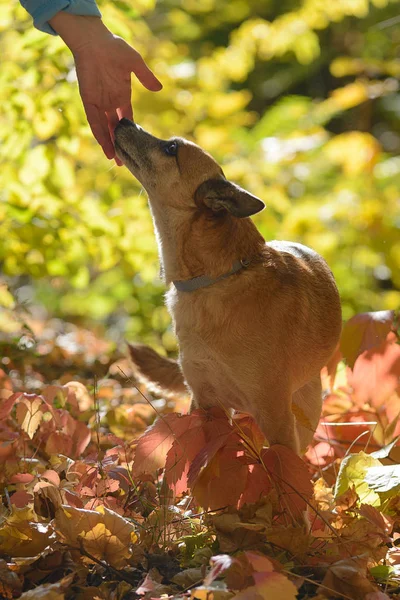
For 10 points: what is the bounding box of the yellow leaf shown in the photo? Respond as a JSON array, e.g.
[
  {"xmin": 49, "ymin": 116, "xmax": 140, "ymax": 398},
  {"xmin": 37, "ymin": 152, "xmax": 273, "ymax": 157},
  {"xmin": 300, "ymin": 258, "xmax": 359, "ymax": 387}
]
[
  {"xmin": 191, "ymin": 587, "xmax": 234, "ymax": 600},
  {"xmin": 33, "ymin": 109, "xmax": 63, "ymax": 140},
  {"xmin": 55, "ymin": 505, "xmax": 137, "ymax": 567},
  {"xmin": 15, "ymin": 396, "xmax": 44, "ymax": 439},
  {"xmin": 330, "ymin": 81, "xmax": 369, "ymax": 110},
  {"xmin": 334, "ymin": 452, "xmax": 382, "ymax": 506},
  {"xmin": 79, "ymin": 522, "xmax": 132, "ymax": 568},
  {"xmin": 0, "ymin": 507, "xmax": 51, "ymax": 558},
  {"xmin": 0, "ymin": 283, "xmax": 15, "ymax": 308},
  {"xmin": 325, "ymin": 131, "xmax": 381, "ymax": 175}
]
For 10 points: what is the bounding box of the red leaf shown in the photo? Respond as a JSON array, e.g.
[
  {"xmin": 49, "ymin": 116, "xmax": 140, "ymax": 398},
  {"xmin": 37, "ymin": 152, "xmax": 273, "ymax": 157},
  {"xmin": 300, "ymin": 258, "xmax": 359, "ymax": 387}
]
[
  {"xmin": 305, "ymin": 441, "xmax": 335, "ymax": 467},
  {"xmin": 230, "ymin": 552, "xmax": 298, "ymax": 600},
  {"xmin": 187, "ymin": 424, "xmax": 233, "ymax": 487},
  {"xmin": 132, "ymin": 413, "xmax": 190, "ymax": 476},
  {"xmin": 165, "ymin": 420, "xmax": 206, "ymax": 494},
  {"xmin": 261, "ymin": 445, "xmax": 313, "ymax": 515},
  {"xmin": 348, "ymin": 338, "xmax": 400, "ymax": 407},
  {"xmin": 192, "ymin": 447, "xmax": 249, "ymax": 510},
  {"xmin": 46, "ymin": 431, "xmax": 73, "ymax": 457},
  {"xmin": 0, "ymin": 392, "xmax": 21, "ymax": 420},
  {"xmin": 239, "ymin": 463, "xmax": 273, "ymax": 507},
  {"xmin": 341, "ymin": 311, "xmax": 396, "ymax": 368},
  {"xmin": 9, "ymin": 473, "xmax": 35, "ymax": 484},
  {"xmin": 72, "ymin": 420, "xmax": 91, "ymax": 457},
  {"xmin": 10, "ymin": 491, "xmax": 34, "ymax": 508},
  {"xmin": 41, "ymin": 470, "xmax": 61, "ymax": 486}
]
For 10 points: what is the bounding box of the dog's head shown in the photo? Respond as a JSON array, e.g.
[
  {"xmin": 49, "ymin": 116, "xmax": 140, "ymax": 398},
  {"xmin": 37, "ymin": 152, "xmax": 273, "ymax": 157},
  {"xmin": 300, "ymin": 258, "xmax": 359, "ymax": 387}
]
[{"xmin": 114, "ymin": 119, "xmax": 265, "ymax": 219}]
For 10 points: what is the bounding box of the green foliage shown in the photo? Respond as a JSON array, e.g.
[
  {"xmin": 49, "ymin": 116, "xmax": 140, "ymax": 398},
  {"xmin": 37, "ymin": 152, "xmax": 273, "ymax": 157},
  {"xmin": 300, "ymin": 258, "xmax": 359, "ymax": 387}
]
[{"xmin": 1, "ymin": 0, "xmax": 400, "ymax": 339}]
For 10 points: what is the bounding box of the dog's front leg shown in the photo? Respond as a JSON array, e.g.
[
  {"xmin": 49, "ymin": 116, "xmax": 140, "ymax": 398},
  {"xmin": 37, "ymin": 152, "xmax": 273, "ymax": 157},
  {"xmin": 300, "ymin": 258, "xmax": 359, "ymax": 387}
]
[
  {"xmin": 292, "ymin": 375, "xmax": 322, "ymax": 453},
  {"xmin": 255, "ymin": 387, "xmax": 300, "ymax": 454}
]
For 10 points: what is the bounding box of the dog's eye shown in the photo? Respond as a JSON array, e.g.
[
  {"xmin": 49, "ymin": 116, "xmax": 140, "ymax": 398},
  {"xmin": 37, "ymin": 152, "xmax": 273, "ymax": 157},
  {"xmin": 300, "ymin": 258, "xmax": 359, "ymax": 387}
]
[{"xmin": 163, "ymin": 141, "xmax": 178, "ymax": 156}]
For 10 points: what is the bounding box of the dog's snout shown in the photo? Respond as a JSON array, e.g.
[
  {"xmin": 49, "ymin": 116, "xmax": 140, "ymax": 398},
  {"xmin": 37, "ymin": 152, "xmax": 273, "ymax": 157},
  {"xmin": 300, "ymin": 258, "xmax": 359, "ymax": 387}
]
[
  {"xmin": 121, "ymin": 117, "xmax": 134, "ymax": 126},
  {"xmin": 115, "ymin": 117, "xmax": 135, "ymax": 133}
]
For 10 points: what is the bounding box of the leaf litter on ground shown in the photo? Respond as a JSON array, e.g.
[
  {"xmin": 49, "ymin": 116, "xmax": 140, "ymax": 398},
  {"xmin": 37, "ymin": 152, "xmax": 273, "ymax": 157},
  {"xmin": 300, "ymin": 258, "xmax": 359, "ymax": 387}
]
[{"xmin": 0, "ymin": 310, "xmax": 399, "ymax": 598}]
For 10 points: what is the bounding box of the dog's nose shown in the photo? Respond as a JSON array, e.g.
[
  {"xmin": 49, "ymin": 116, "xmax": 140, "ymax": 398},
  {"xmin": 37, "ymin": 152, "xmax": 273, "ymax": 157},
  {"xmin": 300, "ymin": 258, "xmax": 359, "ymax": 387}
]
[
  {"xmin": 117, "ymin": 117, "xmax": 135, "ymax": 128},
  {"xmin": 114, "ymin": 117, "xmax": 137, "ymax": 138}
]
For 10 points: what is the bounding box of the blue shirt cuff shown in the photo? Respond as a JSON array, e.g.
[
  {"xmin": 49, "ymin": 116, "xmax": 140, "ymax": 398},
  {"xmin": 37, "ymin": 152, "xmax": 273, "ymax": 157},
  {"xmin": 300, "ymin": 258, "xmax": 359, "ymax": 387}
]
[{"xmin": 20, "ymin": 0, "xmax": 102, "ymax": 35}]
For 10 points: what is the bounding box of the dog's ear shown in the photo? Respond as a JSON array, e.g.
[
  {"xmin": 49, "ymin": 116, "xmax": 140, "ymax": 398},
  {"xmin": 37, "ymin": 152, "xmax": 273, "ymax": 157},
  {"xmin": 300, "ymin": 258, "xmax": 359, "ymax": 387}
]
[{"xmin": 195, "ymin": 178, "xmax": 265, "ymax": 218}]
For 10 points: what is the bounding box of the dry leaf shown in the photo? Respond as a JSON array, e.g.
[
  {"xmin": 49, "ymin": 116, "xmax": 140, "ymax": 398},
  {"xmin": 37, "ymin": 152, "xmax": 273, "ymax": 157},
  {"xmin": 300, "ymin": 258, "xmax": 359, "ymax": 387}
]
[
  {"xmin": 320, "ymin": 559, "xmax": 377, "ymax": 599},
  {"xmin": 15, "ymin": 395, "xmax": 44, "ymax": 439}
]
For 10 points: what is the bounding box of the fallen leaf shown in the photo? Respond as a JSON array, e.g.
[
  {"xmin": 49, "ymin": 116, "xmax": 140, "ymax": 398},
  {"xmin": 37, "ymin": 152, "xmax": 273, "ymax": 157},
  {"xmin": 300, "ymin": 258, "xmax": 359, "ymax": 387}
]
[
  {"xmin": 133, "ymin": 413, "xmax": 189, "ymax": 475},
  {"xmin": 0, "ymin": 392, "xmax": 21, "ymax": 420},
  {"xmin": 340, "ymin": 311, "xmax": 396, "ymax": 368},
  {"xmin": 55, "ymin": 504, "xmax": 137, "ymax": 567},
  {"xmin": 348, "ymin": 338, "xmax": 400, "ymax": 407},
  {"xmin": 191, "ymin": 585, "xmax": 234, "ymax": 600},
  {"xmin": 320, "ymin": 559, "xmax": 377, "ymax": 600},
  {"xmin": 334, "ymin": 451, "xmax": 382, "ymax": 505},
  {"xmin": 230, "ymin": 552, "xmax": 297, "ymax": 600},
  {"xmin": 15, "ymin": 395, "xmax": 44, "ymax": 439},
  {"xmin": 0, "ymin": 506, "xmax": 52, "ymax": 557},
  {"xmin": 261, "ymin": 445, "xmax": 313, "ymax": 516},
  {"xmin": 365, "ymin": 464, "xmax": 400, "ymax": 494},
  {"xmin": 18, "ymin": 574, "xmax": 74, "ymax": 598}
]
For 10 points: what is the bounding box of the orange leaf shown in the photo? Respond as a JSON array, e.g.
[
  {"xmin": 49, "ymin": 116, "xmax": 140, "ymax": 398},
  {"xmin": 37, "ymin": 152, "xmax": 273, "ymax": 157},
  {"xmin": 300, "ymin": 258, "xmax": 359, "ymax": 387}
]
[
  {"xmin": 187, "ymin": 417, "xmax": 234, "ymax": 487},
  {"xmin": 320, "ymin": 559, "xmax": 378, "ymax": 600},
  {"xmin": 40, "ymin": 470, "xmax": 61, "ymax": 487},
  {"xmin": 261, "ymin": 445, "xmax": 313, "ymax": 516},
  {"xmin": 321, "ymin": 342, "xmax": 342, "ymax": 390},
  {"xmin": 341, "ymin": 311, "xmax": 396, "ymax": 369},
  {"xmin": 55, "ymin": 505, "xmax": 137, "ymax": 568},
  {"xmin": 164, "ymin": 410, "xmax": 212, "ymax": 493},
  {"xmin": 0, "ymin": 392, "xmax": 21, "ymax": 420},
  {"xmin": 230, "ymin": 552, "xmax": 297, "ymax": 600},
  {"xmin": 9, "ymin": 473, "xmax": 35, "ymax": 484},
  {"xmin": 348, "ymin": 338, "xmax": 400, "ymax": 407},
  {"xmin": 45, "ymin": 431, "xmax": 73, "ymax": 457},
  {"xmin": 192, "ymin": 447, "xmax": 249, "ymax": 510},
  {"xmin": 239, "ymin": 463, "xmax": 273, "ymax": 507},
  {"xmin": 132, "ymin": 413, "xmax": 190, "ymax": 476},
  {"xmin": 10, "ymin": 491, "xmax": 34, "ymax": 508},
  {"xmin": 237, "ymin": 571, "xmax": 297, "ymax": 600}
]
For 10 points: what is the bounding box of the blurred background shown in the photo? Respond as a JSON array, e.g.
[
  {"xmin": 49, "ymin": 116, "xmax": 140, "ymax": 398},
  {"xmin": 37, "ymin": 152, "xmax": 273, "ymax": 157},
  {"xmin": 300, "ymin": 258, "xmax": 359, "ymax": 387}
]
[{"xmin": 1, "ymin": 0, "xmax": 400, "ymax": 361}]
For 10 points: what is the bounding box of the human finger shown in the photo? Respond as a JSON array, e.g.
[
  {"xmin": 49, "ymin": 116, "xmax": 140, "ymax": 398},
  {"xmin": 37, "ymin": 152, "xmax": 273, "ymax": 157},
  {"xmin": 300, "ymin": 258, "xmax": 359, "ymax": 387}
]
[
  {"xmin": 84, "ymin": 103, "xmax": 115, "ymax": 159},
  {"xmin": 106, "ymin": 110, "xmax": 123, "ymax": 166},
  {"xmin": 117, "ymin": 103, "xmax": 133, "ymax": 122},
  {"xmin": 129, "ymin": 49, "xmax": 162, "ymax": 91}
]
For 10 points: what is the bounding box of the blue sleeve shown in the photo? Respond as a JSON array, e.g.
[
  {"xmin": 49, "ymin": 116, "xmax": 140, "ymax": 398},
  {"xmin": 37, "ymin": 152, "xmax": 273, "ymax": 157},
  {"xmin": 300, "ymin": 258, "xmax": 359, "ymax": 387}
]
[{"xmin": 20, "ymin": 0, "xmax": 102, "ymax": 35}]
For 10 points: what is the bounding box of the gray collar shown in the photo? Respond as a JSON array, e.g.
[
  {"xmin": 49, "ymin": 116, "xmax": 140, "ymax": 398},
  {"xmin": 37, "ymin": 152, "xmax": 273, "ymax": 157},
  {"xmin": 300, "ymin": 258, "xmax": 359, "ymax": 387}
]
[{"xmin": 173, "ymin": 258, "xmax": 251, "ymax": 292}]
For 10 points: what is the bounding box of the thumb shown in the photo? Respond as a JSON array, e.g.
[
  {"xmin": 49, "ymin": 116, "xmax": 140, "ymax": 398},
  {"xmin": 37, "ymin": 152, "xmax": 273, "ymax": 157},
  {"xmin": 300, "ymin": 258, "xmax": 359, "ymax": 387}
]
[{"xmin": 130, "ymin": 48, "xmax": 162, "ymax": 92}]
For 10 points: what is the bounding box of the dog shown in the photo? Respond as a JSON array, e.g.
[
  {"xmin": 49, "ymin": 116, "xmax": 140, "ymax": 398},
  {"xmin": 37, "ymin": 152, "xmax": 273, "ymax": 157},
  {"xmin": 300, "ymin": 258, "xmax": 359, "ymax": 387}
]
[{"xmin": 114, "ymin": 118, "xmax": 342, "ymax": 454}]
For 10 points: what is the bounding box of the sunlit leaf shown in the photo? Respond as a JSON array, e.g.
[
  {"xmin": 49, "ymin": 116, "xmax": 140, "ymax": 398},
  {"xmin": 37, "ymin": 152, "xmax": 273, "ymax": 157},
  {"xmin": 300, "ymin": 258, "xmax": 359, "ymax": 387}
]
[
  {"xmin": 334, "ymin": 451, "xmax": 382, "ymax": 506},
  {"xmin": 341, "ymin": 311, "xmax": 396, "ymax": 368},
  {"xmin": 15, "ymin": 395, "xmax": 44, "ymax": 439}
]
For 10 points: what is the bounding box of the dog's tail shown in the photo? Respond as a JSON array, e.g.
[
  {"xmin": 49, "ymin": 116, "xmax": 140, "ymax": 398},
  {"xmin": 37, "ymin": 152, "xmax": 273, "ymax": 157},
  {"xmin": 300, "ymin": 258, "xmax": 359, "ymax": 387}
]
[{"xmin": 127, "ymin": 343, "xmax": 187, "ymax": 396}]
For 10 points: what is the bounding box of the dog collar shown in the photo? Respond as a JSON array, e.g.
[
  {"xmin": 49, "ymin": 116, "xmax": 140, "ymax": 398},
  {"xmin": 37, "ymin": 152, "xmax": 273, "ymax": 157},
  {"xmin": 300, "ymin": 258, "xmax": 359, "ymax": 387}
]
[{"xmin": 173, "ymin": 258, "xmax": 251, "ymax": 292}]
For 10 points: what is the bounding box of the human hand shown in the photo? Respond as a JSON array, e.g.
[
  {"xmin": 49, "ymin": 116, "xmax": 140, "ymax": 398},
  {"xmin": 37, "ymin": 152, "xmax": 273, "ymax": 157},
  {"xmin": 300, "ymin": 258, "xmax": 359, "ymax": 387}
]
[{"xmin": 49, "ymin": 14, "xmax": 162, "ymax": 163}]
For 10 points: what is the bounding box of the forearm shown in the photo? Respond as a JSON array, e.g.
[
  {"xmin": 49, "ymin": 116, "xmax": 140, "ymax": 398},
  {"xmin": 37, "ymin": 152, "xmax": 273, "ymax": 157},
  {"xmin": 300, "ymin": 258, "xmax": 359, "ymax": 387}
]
[{"xmin": 49, "ymin": 12, "xmax": 111, "ymax": 54}]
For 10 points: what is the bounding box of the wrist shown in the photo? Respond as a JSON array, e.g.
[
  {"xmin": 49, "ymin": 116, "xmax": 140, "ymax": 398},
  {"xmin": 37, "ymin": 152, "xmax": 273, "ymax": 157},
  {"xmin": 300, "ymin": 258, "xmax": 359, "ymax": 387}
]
[{"xmin": 49, "ymin": 13, "xmax": 111, "ymax": 54}]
